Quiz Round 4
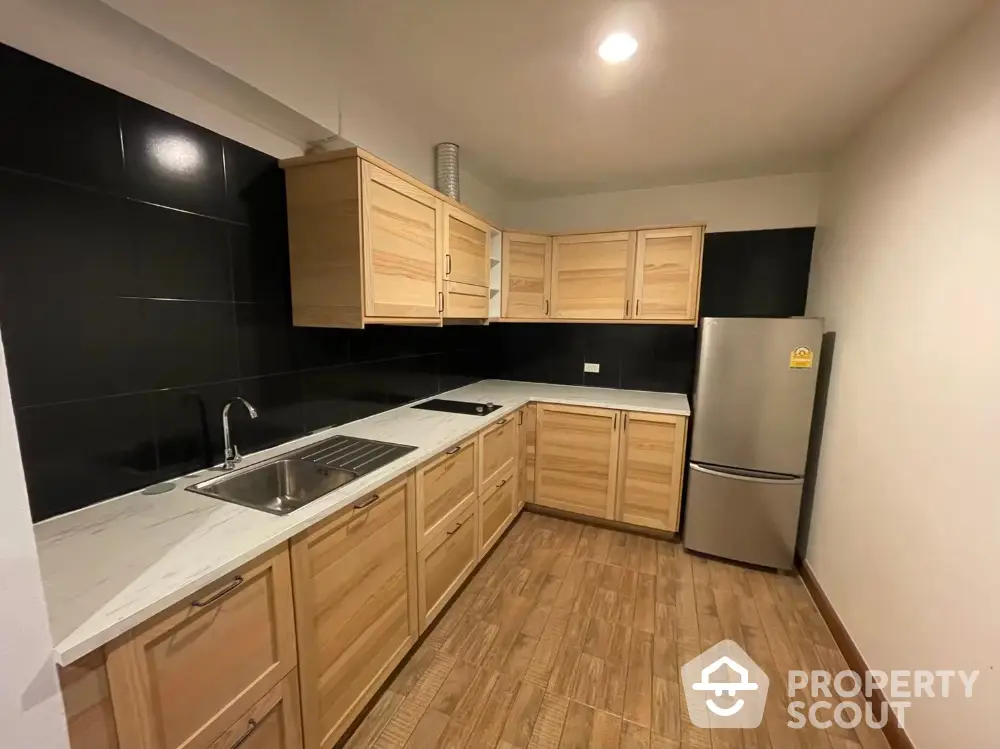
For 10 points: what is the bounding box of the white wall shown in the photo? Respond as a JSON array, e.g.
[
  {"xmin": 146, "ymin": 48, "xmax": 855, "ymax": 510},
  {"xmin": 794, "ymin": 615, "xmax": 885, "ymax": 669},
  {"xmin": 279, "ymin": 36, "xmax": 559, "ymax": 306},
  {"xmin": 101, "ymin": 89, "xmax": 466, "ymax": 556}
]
[
  {"xmin": 504, "ymin": 172, "xmax": 824, "ymax": 233},
  {"xmin": 804, "ymin": 5, "xmax": 1000, "ymax": 747},
  {"xmin": 0, "ymin": 339, "xmax": 71, "ymax": 749}
]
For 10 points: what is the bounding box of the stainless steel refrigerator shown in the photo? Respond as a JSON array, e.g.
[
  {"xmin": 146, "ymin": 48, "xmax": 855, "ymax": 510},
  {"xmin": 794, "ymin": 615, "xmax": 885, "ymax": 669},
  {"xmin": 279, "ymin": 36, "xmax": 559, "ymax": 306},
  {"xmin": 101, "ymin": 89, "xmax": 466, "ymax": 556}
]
[{"xmin": 682, "ymin": 317, "xmax": 823, "ymax": 569}]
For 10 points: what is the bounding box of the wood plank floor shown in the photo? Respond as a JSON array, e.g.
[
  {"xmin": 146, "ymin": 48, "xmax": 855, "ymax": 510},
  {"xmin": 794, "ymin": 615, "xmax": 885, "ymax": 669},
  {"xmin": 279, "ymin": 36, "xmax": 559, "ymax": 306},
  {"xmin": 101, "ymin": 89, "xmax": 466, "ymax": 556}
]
[{"xmin": 343, "ymin": 512, "xmax": 890, "ymax": 749}]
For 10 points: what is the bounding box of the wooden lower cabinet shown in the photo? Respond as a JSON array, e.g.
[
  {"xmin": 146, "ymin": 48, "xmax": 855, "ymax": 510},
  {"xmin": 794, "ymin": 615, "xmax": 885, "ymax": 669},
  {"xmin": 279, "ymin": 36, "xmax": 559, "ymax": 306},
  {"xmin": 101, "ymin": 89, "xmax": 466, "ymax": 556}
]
[
  {"xmin": 415, "ymin": 438, "xmax": 477, "ymax": 549},
  {"xmin": 291, "ymin": 476, "xmax": 415, "ymax": 749},
  {"xmin": 59, "ymin": 651, "xmax": 118, "ymax": 749},
  {"xmin": 209, "ymin": 673, "xmax": 303, "ymax": 749},
  {"xmin": 417, "ymin": 502, "xmax": 478, "ymax": 629},
  {"xmin": 479, "ymin": 473, "xmax": 515, "ymax": 556},
  {"xmin": 519, "ymin": 404, "xmax": 537, "ymax": 506},
  {"xmin": 106, "ymin": 545, "xmax": 297, "ymax": 749},
  {"xmin": 479, "ymin": 414, "xmax": 516, "ymax": 494},
  {"xmin": 616, "ymin": 412, "xmax": 689, "ymax": 532},
  {"xmin": 534, "ymin": 404, "xmax": 622, "ymax": 519}
]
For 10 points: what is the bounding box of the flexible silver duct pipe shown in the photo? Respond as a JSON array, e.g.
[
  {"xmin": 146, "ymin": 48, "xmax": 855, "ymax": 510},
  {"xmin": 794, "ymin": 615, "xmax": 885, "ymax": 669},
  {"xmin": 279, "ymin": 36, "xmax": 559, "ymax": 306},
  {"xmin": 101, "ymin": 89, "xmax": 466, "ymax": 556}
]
[{"xmin": 435, "ymin": 142, "xmax": 460, "ymax": 200}]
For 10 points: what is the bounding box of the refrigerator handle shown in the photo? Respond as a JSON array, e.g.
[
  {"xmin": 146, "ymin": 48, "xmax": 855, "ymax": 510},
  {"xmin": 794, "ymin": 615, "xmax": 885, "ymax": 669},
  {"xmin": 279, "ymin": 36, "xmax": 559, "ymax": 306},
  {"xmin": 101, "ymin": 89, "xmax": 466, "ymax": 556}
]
[{"xmin": 690, "ymin": 463, "xmax": 804, "ymax": 486}]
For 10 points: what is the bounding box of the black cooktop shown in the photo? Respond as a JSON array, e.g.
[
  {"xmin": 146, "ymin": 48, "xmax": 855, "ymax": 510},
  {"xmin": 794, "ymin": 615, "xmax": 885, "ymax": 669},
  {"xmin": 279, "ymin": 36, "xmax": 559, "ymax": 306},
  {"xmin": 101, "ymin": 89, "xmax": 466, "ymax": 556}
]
[{"xmin": 411, "ymin": 399, "xmax": 502, "ymax": 416}]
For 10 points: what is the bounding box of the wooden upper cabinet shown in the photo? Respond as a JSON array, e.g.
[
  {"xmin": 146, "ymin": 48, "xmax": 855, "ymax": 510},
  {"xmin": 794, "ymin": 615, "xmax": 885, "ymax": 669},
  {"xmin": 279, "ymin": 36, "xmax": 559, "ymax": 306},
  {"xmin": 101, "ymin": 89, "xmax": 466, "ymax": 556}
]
[
  {"xmin": 534, "ymin": 404, "xmax": 621, "ymax": 519},
  {"xmin": 550, "ymin": 232, "xmax": 636, "ymax": 320},
  {"xmin": 501, "ymin": 233, "xmax": 551, "ymax": 318},
  {"xmin": 616, "ymin": 412, "xmax": 688, "ymax": 532},
  {"xmin": 632, "ymin": 226, "xmax": 704, "ymax": 322},
  {"xmin": 291, "ymin": 475, "xmax": 415, "ymax": 749},
  {"xmin": 361, "ymin": 162, "xmax": 442, "ymax": 320},
  {"xmin": 444, "ymin": 206, "xmax": 489, "ymax": 288}
]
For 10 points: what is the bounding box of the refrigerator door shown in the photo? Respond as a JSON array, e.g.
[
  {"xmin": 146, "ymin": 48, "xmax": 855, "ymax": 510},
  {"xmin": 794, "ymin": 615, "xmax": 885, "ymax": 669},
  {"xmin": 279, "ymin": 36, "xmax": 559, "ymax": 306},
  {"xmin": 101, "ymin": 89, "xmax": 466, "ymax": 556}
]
[
  {"xmin": 683, "ymin": 462, "xmax": 803, "ymax": 569},
  {"xmin": 691, "ymin": 317, "xmax": 822, "ymax": 475}
]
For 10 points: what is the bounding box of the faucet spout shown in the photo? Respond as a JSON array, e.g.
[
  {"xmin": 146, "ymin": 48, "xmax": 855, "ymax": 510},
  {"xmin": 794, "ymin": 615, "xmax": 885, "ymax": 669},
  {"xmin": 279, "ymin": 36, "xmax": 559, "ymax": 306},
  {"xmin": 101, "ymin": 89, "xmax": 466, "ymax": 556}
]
[{"xmin": 222, "ymin": 397, "xmax": 258, "ymax": 469}]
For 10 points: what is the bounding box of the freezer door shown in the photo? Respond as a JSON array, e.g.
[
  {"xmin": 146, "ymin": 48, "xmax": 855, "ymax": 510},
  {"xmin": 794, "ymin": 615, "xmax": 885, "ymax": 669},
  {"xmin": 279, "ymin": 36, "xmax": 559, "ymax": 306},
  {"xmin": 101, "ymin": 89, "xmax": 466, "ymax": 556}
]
[
  {"xmin": 691, "ymin": 317, "xmax": 822, "ymax": 475},
  {"xmin": 682, "ymin": 463, "xmax": 803, "ymax": 569}
]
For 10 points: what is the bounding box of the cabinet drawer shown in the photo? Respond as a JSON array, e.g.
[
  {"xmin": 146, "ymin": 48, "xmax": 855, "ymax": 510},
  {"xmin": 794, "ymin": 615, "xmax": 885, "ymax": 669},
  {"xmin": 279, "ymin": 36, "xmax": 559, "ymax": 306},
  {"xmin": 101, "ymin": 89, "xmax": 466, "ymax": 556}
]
[
  {"xmin": 107, "ymin": 546, "xmax": 297, "ymax": 749},
  {"xmin": 209, "ymin": 672, "xmax": 302, "ymax": 749},
  {"xmin": 443, "ymin": 280, "xmax": 488, "ymax": 318},
  {"xmin": 480, "ymin": 415, "xmax": 516, "ymax": 494},
  {"xmin": 418, "ymin": 502, "xmax": 477, "ymax": 629},
  {"xmin": 291, "ymin": 476, "xmax": 415, "ymax": 749},
  {"xmin": 416, "ymin": 438, "xmax": 477, "ymax": 549},
  {"xmin": 479, "ymin": 472, "xmax": 515, "ymax": 557}
]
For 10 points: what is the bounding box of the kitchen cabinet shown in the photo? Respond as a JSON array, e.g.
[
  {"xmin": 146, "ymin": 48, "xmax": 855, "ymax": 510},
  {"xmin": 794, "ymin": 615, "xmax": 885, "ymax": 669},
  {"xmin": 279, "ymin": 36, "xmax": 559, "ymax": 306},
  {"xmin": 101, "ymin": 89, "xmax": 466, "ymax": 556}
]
[
  {"xmin": 479, "ymin": 413, "xmax": 517, "ymax": 495},
  {"xmin": 616, "ymin": 412, "xmax": 689, "ymax": 531},
  {"xmin": 415, "ymin": 438, "xmax": 478, "ymax": 549},
  {"xmin": 479, "ymin": 473, "xmax": 516, "ymax": 556},
  {"xmin": 281, "ymin": 148, "xmax": 497, "ymax": 328},
  {"xmin": 209, "ymin": 674, "xmax": 303, "ymax": 749},
  {"xmin": 417, "ymin": 501, "xmax": 478, "ymax": 629},
  {"xmin": 534, "ymin": 404, "xmax": 621, "ymax": 519},
  {"xmin": 58, "ymin": 651, "xmax": 118, "ymax": 749},
  {"xmin": 518, "ymin": 405, "xmax": 537, "ymax": 506},
  {"xmin": 632, "ymin": 227, "xmax": 704, "ymax": 322},
  {"xmin": 106, "ymin": 546, "xmax": 297, "ymax": 749},
  {"xmin": 290, "ymin": 475, "xmax": 416, "ymax": 749},
  {"xmin": 549, "ymin": 232, "xmax": 636, "ymax": 320},
  {"xmin": 501, "ymin": 233, "xmax": 551, "ymax": 318}
]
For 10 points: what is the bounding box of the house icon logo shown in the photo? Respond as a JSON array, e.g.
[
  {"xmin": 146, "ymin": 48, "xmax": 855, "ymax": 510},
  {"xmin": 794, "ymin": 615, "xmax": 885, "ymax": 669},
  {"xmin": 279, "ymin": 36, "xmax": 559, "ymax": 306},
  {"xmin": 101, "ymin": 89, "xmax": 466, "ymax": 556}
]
[{"xmin": 682, "ymin": 640, "xmax": 769, "ymax": 729}]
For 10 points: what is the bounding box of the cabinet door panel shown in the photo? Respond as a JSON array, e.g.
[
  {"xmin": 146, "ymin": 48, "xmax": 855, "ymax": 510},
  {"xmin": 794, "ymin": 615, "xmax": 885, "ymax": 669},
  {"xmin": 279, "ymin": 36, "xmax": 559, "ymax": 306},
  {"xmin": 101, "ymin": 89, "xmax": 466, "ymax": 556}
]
[
  {"xmin": 445, "ymin": 208, "xmax": 489, "ymax": 287},
  {"xmin": 519, "ymin": 405, "xmax": 537, "ymax": 506},
  {"xmin": 59, "ymin": 652, "xmax": 118, "ymax": 749},
  {"xmin": 418, "ymin": 503, "xmax": 477, "ymax": 628},
  {"xmin": 617, "ymin": 413, "xmax": 688, "ymax": 531},
  {"xmin": 362, "ymin": 163, "xmax": 441, "ymax": 319},
  {"xmin": 292, "ymin": 477, "xmax": 413, "ymax": 749},
  {"xmin": 633, "ymin": 227, "xmax": 703, "ymax": 322},
  {"xmin": 479, "ymin": 415, "xmax": 516, "ymax": 495},
  {"xmin": 502, "ymin": 233, "xmax": 551, "ymax": 318},
  {"xmin": 209, "ymin": 674, "xmax": 303, "ymax": 749},
  {"xmin": 534, "ymin": 404, "xmax": 621, "ymax": 519},
  {"xmin": 480, "ymin": 475, "xmax": 515, "ymax": 556},
  {"xmin": 416, "ymin": 438, "xmax": 477, "ymax": 549},
  {"xmin": 550, "ymin": 232, "xmax": 635, "ymax": 320},
  {"xmin": 443, "ymin": 280, "xmax": 488, "ymax": 318}
]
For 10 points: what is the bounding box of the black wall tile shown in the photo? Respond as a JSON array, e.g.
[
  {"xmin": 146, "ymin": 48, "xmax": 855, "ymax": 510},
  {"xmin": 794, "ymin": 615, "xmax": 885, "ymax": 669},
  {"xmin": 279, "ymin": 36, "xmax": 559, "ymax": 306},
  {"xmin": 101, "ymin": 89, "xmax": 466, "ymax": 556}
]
[
  {"xmin": 119, "ymin": 97, "xmax": 227, "ymax": 219},
  {"xmin": 619, "ymin": 326, "xmax": 698, "ymax": 393},
  {"xmin": 224, "ymin": 139, "xmax": 282, "ymax": 224},
  {"xmin": 152, "ymin": 382, "xmax": 241, "ymax": 478},
  {"xmin": 237, "ymin": 373, "xmax": 305, "ymax": 452},
  {"xmin": 16, "ymin": 394, "xmax": 157, "ymax": 521},
  {"xmin": 235, "ymin": 303, "xmax": 295, "ymax": 378},
  {"xmin": 230, "ymin": 223, "xmax": 291, "ymax": 305},
  {"xmin": 0, "ymin": 45, "xmax": 125, "ymax": 192}
]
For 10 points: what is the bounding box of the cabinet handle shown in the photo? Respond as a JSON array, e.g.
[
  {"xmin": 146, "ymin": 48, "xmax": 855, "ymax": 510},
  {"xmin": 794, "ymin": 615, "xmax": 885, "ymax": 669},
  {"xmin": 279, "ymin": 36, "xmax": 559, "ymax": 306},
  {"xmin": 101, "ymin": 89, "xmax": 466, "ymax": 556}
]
[
  {"xmin": 497, "ymin": 478, "xmax": 508, "ymax": 489},
  {"xmin": 191, "ymin": 576, "xmax": 244, "ymax": 608},
  {"xmin": 446, "ymin": 254, "xmax": 452, "ymax": 275},
  {"xmin": 438, "ymin": 291, "xmax": 444, "ymax": 313},
  {"xmin": 497, "ymin": 417, "xmax": 508, "ymax": 425},
  {"xmin": 545, "ymin": 299, "xmax": 550, "ymax": 315},
  {"xmin": 625, "ymin": 300, "xmax": 629, "ymax": 316},
  {"xmin": 518, "ymin": 410, "xmax": 524, "ymax": 425},
  {"xmin": 636, "ymin": 298, "xmax": 641, "ymax": 316},
  {"xmin": 613, "ymin": 413, "xmax": 618, "ymax": 430},
  {"xmin": 623, "ymin": 414, "xmax": 628, "ymax": 431},
  {"xmin": 445, "ymin": 445, "xmax": 461, "ymax": 455},
  {"xmin": 230, "ymin": 719, "xmax": 258, "ymax": 749},
  {"xmin": 353, "ymin": 493, "xmax": 380, "ymax": 510},
  {"xmin": 446, "ymin": 519, "xmax": 466, "ymax": 535}
]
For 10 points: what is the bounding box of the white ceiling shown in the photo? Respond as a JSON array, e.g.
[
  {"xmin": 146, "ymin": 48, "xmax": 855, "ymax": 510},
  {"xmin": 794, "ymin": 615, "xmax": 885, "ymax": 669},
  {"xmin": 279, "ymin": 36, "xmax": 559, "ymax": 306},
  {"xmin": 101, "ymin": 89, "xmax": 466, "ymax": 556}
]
[{"xmin": 97, "ymin": 0, "xmax": 986, "ymax": 197}]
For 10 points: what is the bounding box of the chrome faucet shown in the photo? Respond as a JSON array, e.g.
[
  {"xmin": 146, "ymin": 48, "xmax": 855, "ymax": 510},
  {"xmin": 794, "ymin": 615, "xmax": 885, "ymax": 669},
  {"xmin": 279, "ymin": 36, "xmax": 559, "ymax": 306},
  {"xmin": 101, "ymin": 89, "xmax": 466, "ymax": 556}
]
[{"xmin": 222, "ymin": 397, "xmax": 258, "ymax": 469}]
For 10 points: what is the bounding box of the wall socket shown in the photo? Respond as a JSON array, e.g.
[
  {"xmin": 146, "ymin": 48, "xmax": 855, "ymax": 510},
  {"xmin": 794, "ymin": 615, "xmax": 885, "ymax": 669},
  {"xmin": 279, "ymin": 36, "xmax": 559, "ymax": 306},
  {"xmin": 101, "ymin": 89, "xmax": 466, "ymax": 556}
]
[{"xmin": 583, "ymin": 362, "xmax": 600, "ymax": 373}]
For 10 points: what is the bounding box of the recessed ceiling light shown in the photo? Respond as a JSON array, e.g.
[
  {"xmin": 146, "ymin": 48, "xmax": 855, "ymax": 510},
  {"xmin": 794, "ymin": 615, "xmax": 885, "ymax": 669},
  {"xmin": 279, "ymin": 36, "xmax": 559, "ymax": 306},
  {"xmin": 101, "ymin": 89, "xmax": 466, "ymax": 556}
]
[{"xmin": 598, "ymin": 32, "xmax": 638, "ymax": 64}]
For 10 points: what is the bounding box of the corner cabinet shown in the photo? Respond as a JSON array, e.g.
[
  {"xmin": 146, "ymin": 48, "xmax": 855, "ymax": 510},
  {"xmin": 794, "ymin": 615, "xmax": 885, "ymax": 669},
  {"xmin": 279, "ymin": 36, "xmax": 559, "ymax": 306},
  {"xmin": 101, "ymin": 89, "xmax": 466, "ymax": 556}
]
[
  {"xmin": 281, "ymin": 148, "xmax": 497, "ymax": 328},
  {"xmin": 501, "ymin": 233, "xmax": 551, "ymax": 318}
]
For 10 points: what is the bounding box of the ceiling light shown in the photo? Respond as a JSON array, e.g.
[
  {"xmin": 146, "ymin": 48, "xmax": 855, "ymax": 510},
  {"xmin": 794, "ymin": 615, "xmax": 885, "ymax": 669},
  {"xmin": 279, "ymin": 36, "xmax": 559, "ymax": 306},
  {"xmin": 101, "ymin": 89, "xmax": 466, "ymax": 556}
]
[{"xmin": 598, "ymin": 32, "xmax": 638, "ymax": 64}]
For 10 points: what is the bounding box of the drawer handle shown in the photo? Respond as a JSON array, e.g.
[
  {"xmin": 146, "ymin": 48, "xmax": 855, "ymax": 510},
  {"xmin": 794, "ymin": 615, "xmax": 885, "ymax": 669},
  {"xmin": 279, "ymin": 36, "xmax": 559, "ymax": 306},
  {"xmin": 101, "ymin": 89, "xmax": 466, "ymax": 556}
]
[
  {"xmin": 231, "ymin": 719, "xmax": 258, "ymax": 749},
  {"xmin": 354, "ymin": 493, "xmax": 380, "ymax": 510},
  {"xmin": 191, "ymin": 576, "xmax": 244, "ymax": 608},
  {"xmin": 445, "ymin": 445, "xmax": 461, "ymax": 455},
  {"xmin": 497, "ymin": 417, "xmax": 508, "ymax": 425},
  {"xmin": 496, "ymin": 478, "xmax": 508, "ymax": 489},
  {"xmin": 446, "ymin": 519, "xmax": 466, "ymax": 536}
]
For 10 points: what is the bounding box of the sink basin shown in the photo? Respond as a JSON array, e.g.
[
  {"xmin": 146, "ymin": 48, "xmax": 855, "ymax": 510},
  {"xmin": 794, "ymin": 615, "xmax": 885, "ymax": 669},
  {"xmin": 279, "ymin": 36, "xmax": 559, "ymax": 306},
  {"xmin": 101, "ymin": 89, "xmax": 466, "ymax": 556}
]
[
  {"xmin": 187, "ymin": 434, "xmax": 418, "ymax": 515},
  {"xmin": 191, "ymin": 459, "xmax": 357, "ymax": 515}
]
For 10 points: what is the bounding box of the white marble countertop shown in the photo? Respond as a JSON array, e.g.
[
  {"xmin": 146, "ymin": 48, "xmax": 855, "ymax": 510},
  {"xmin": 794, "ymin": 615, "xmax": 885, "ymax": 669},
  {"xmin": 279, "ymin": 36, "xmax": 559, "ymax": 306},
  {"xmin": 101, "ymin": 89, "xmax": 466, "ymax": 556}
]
[{"xmin": 35, "ymin": 380, "xmax": 689, "ymax": 664}]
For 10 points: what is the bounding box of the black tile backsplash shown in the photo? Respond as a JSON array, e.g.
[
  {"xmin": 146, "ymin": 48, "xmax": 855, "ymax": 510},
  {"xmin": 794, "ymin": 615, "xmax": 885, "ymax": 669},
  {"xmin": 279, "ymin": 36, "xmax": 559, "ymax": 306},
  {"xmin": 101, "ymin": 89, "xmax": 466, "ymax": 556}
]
[
  {"xmin": 0, "ymin": 43, "xmax": 814, "ymax": 523},
  {"xmin": 0, "ymin": 44, "xmax": 491, "ymax": 522}
]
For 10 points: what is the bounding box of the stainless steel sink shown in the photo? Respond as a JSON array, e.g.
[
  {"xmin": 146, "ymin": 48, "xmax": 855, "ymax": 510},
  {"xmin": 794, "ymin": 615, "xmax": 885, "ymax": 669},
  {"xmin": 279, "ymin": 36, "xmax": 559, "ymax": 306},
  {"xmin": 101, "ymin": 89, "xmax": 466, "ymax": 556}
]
[{"xmin": 188, "ymin": 435, "xmax": 418, "ymax": 515}]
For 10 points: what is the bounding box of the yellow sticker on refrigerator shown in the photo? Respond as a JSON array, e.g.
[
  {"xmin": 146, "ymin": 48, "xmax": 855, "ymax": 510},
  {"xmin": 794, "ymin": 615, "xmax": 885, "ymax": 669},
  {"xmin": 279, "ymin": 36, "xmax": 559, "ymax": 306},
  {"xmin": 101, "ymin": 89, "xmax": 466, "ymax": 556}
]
[{"xmin": 789, "ymin": 346, "xmax": 814, "ymax": 369}]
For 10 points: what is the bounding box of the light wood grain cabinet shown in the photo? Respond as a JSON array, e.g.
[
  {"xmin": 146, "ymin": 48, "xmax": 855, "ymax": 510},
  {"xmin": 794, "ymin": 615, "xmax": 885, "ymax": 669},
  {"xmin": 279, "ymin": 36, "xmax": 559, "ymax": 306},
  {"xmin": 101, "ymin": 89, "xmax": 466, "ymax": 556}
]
[
  {"xmin": 518, "ymin": 405, "xmax": 537, "ymax": 507},
  {"xmin": 209, "ymin": 673, "xmax": 303, "ymax": 749},
  {"xmin": 290, "ymin": 476, "xmax": 415, "ymax": 749},
  {"xmin": 417, "ymin": 502, "xmax": 478, "ymax": 629},
  {"xmin": 59, "ymin": 651, "xmax": 118, "ymax": 749},
  {"xmin": 534, "ymin": 404, "xmax": 622, "ymax": 519},
  {"xmin": 549, "ymin": 232, "xmax": 636, "ymax": 320},
  {"xmin": 443, "ymin": 206, "xmax": 489, "ymax": 288},
  {"xmin": 632, "ymin": 227, "xmax": 704, "ymax": 322},
  {"xmin": 616, "ymin": 412, "xmax": 689, "ymax": 531},
  {"xmin": 501, "ymin": 233, "xmax": 551, "ymax": 318},
  {"xmin": 479, "ymin": 474, "xmax": 515, "ymax": 557},
  {"xmin": 415, "ymin": 438, "xmax": 477, "ymax": 549},
  {"xmin": 479, "ymin": 414, "xmax": 516, "ymax": 495},
  {"xmin": 106, "ymin": 546, "xmax": 297, "ymax": 749}
]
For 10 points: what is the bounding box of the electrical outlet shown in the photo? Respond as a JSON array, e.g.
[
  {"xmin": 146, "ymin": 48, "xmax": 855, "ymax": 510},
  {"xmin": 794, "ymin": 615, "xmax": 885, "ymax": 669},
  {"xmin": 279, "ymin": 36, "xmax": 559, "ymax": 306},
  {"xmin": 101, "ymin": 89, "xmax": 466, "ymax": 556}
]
[{"xmin": 584, "ymin": 362, "xmax": 600, "ymax": 374}]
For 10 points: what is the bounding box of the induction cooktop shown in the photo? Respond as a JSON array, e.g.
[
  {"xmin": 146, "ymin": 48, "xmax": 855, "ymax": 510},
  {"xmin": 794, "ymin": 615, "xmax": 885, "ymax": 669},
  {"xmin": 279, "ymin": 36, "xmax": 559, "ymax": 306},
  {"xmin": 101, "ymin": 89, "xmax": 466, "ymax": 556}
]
[{"xmin": 411, "ymin": 399, "xmax": 502, "ymax": 416}]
